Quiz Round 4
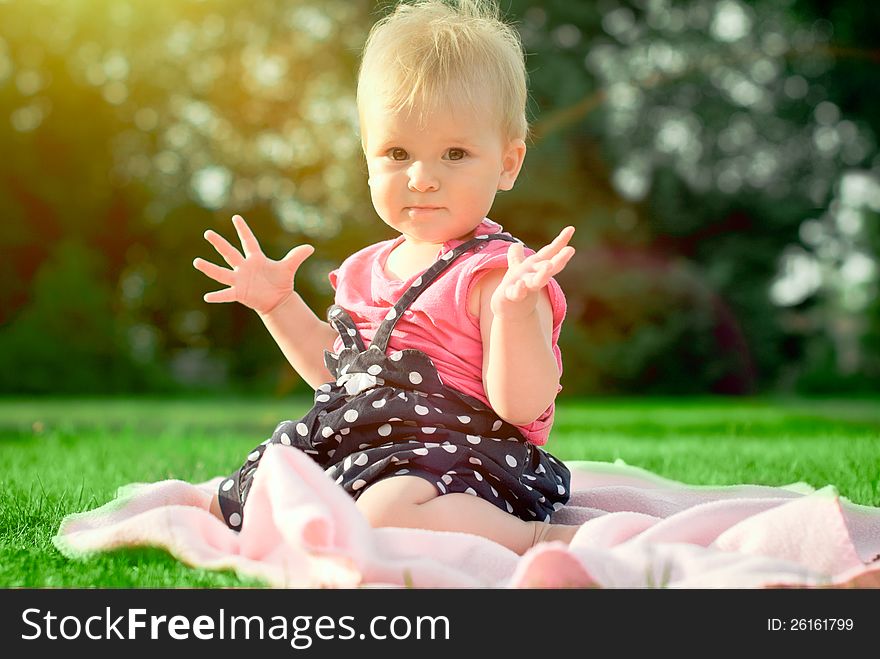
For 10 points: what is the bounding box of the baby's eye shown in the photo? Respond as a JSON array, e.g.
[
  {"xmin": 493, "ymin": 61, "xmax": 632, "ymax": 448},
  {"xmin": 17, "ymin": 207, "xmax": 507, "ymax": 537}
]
[
  {"xmin": 387, "ymin": 147, "xmax": 408, "ymax": 161},
  {"xmin": 446, "ymin": 148, "xmax": 467, "ymax": 161}
]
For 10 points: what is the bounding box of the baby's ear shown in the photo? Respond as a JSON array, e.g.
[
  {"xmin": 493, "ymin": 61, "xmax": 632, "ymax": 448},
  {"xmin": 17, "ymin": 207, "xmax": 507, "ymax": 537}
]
[{"xmin": 498, "ymin": 139, "xmax": 527, "ymax": 191}]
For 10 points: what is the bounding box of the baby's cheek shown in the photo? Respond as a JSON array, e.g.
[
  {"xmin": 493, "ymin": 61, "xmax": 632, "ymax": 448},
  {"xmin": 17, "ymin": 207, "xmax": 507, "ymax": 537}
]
[
  {"xmin": 368, "ymin": 179, "xmax": 391, "ymax": 208},
  {"xmin": 369, "ymin": 172, "xmax": 394, "ymax": 193}
]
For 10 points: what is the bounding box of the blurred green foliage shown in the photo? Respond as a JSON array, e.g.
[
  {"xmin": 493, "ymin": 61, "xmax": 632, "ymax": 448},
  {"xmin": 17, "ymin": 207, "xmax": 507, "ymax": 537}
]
[{"xmin": 0, "ymin": 0, "xmax": 878, "ymax": 396}]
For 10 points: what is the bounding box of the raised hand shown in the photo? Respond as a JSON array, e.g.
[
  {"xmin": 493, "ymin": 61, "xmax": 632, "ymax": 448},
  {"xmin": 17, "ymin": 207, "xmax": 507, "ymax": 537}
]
[
  {"xmin": 490, "ymin": 226, "xmax": 576, "ymax": 320},
  {"xmin": 193, "ymin": 214, "xmax": 314, "ymax": 315}
]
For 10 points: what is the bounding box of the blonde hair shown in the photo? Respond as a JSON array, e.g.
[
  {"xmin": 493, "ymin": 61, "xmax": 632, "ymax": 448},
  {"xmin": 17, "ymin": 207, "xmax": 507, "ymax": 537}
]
[{"xmin": 357, "ymin": 0, "xmax": 528, "ymax": 148}]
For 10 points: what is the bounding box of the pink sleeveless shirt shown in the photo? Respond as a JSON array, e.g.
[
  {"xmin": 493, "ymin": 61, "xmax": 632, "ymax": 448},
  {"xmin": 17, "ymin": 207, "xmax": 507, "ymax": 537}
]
[{"xmin": 328, "ymin": 219, "xmax": 566, "ymax": 446}]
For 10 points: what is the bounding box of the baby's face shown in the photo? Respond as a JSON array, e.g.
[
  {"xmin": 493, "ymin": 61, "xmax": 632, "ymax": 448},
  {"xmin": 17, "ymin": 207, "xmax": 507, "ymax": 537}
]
[{"xmin": 361, "ymin": 95, "xmax": 525, "ymax": 245}]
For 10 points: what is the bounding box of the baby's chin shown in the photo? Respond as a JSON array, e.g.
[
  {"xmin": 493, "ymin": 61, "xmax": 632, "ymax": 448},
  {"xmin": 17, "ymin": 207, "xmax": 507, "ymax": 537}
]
[
  {"xmin": 400, "ymin": 223, "xmax": 482, "ymax": 245},
  {"xmin": 376, "ymin": 211, "xmax": 479, "ymax": 241}
]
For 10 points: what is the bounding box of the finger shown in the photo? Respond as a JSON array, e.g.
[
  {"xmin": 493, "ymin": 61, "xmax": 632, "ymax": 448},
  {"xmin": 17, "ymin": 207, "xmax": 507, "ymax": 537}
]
[
  {"xmin": 193, "ymin": 257, "xmax": 235, "ymax": 286},
  {"xmin": 232, "ymin": 214, "xmax": 264, "ymax": 259},
  {"xmin": 532, "ymin": 226, "xmax": 575, "ymax": 261},
  {"xmin": 203, "ymin": 288, "xmax": 238, "ymax": 303},
  {"xmin": 506, "ymin": 241, "xmax": 525, "ymax": 269},
  {"xmin": 515, "ymin": 261, "xmax": 549, "ymax": 291},
  {"xmin": 546, "ymin": 245, "xmax": 576, "ymax": 275},
  {"xmin": 533, "ymin": 225, "xmax": 574, "ymax": 260},
  {"xmin": 506, "ymin": 279, "xmax": 526, "ymax": 302},
  {"xmin": 526, "ymin": 261, "xmax": 554, "ymax": 289},
  {"xmin": 527, "ymin": 247, "xmax": 575, "ymax": 290},
  {"xmin": 204, "ymin": 230, "xmax": 244, "ymax": 268},
  {"xmin": 281, "ymin": 244, "xmax": 315, "ymax": 273}
]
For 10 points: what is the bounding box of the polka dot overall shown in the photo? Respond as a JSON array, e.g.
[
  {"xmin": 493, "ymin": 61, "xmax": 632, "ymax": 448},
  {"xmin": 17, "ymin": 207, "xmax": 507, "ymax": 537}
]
[{"xmin": 218, "ymin": 233, "xmax": 572, "ymax": 532}]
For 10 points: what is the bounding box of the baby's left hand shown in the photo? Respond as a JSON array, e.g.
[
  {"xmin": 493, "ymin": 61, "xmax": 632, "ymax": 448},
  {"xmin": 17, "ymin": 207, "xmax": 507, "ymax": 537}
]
[{"xmin": 490, "ymin": 226, "xmax": 576, "ymax": 320}]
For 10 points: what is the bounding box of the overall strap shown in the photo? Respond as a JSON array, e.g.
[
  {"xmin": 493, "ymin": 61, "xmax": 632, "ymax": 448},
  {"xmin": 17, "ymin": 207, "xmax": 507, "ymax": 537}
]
[
  {"xmin": 370, "ymin": 233, "xmax": 518, "ymax": 353},
  {"xmin": 327, "ymin": 304, "xmax": 367, "ymax": 352}
]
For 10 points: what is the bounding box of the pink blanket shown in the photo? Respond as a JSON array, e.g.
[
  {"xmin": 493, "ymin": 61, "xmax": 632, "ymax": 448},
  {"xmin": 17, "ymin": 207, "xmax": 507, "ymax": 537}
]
[{"xmin": 54, "ymin": 445, "xmax": 880, "ymax": 588}]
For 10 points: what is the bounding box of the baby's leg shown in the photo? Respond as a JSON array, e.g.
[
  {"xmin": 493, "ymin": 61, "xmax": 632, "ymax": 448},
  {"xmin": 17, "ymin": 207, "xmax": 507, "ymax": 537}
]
[
  {"xmin": 209, "ymin": 493, "xmax": 223, "ymax": 520},
  {"xmin": 355, "ymin": 476, "xmax": 577, "ymax": 555}
]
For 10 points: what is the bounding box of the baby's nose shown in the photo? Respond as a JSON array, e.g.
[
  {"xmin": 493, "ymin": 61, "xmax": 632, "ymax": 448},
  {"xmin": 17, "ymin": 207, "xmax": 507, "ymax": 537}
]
[{"xmin": 407, "ymin": 161, "xmax": 439, "ymax": 192}]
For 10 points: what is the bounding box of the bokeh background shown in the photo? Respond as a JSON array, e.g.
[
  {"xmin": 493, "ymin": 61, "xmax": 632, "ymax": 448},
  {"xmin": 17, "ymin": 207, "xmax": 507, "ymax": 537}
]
[{"xmin": 1, "ymin": 0, "xmax": 878, "ymax": 400}]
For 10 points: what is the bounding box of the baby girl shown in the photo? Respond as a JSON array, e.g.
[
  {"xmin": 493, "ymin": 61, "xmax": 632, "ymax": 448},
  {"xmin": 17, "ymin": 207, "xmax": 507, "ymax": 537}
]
[{"xmin": 193, "ymin": 0, "xmax": 578, "ymax": 554}]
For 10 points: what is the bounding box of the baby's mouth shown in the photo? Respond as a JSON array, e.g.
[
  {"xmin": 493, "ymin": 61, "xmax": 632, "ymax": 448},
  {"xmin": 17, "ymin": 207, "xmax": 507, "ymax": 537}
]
[{"xmin": 405, "ymin": 206, "xmax": 444, "ymax": 214}]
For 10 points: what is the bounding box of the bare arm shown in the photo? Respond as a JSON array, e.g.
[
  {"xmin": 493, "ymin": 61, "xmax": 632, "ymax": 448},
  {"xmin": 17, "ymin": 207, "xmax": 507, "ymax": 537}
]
[
  {"xmin": 257, "ymin": 292, "xmax": 338, "ymax": 389},
  {"xmin": 193, "ymin": 214, "xmax": 336, "ymax": 390},
  {"xmin": 478, "ymin": 227, "xmax": 575, "ymax": 426},
  {"xmin": 480, "ymin": 275, "xmax": 558, "ymax": 425}
]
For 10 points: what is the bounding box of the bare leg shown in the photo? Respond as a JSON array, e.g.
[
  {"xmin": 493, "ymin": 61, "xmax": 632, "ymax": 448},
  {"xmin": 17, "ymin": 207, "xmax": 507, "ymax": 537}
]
[
  {"xmin": 355, "ymin": 476, "xmax": 577, "ymax": 555},
  {"xmin": 209, "ymin": 493, "xmax": 224, "ymax": 521}
]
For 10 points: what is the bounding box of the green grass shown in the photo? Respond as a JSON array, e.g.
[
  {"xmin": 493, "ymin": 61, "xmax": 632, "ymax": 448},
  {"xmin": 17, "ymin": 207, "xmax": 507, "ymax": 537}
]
[{"xmin": 1, "ymin": 396, "xmax": 878, "ymax": 588}]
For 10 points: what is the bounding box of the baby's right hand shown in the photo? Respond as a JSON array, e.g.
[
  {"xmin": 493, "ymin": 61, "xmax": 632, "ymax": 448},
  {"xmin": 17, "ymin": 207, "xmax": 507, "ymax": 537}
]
[{"xmin": 193, "ymin": 214, "xmax": 314, "ymax": 315}]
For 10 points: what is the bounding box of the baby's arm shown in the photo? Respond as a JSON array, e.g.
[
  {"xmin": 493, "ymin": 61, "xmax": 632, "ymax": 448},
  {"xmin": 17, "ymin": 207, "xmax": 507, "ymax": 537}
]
[
  {"xmin": 193, "ymin": 214, "xmax": 337, "ymax": 389},
  {"xmin": 478, "ymin": 227, "xmax": 575, "ymax": 426},
  {"xmin": 257, "ymin": 291, "xmax": 339, "ymax": 389}
]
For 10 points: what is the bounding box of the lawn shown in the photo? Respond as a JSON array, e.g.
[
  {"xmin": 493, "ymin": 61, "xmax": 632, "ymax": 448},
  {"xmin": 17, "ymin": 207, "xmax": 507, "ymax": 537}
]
[{"xmin": 1, "ymin": 396, "xmax": 878, "ymax": 587}]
